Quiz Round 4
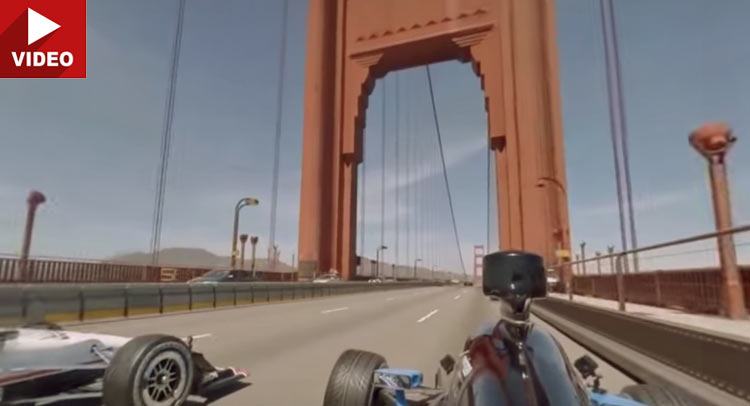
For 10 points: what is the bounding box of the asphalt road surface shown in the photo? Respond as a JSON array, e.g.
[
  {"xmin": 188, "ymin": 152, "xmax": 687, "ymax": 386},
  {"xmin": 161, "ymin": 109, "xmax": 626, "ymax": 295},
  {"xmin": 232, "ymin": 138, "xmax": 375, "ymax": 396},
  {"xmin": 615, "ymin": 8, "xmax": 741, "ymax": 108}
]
[{"xmin": 69, "ymin": 286, "xmax": 634, "ymax": 405}]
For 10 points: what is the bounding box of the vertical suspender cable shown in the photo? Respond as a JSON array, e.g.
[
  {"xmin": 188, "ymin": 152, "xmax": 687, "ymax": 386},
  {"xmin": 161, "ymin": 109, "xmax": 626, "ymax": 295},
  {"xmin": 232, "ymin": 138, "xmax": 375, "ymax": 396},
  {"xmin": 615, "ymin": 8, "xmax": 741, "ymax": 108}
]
[
  {"xmin": 600, "ymin": 0, "xmax": 630, "ymax": 273},
  {"xmin": 150, "ymin": 0, "xmax": 186, "ymax": 266},
  {"xmin": 417, "ymin": 111, "xmax": 424, "ymax": 263},
  {"xmin": 394, "ymin": 74, "xmax": 400, "ymax": 266},
  {"xmin": 405, "ymin": 80, "xmax": 411, "ymax": 268},
  {"xmin": 268, "ymin": 0, "xmax": 290, "ymax": 269},
  {"xmin": 380, "ymin": 79, "xmax": 387, "ymax": 261},
  {"xmin": 607, "ymin": 0, "xmax": 639, "ymax": 272},
  {"xmin": 425, "ymin": 66, "xmax": 467, "ymax": 276},
  {"xmin": 359, "ymin": 130, "xmax": 366, "ymax": 257}
]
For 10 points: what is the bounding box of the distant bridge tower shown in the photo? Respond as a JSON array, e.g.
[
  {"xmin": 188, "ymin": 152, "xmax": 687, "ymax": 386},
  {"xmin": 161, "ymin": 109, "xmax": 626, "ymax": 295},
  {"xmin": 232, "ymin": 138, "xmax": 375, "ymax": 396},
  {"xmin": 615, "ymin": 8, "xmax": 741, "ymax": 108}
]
[{"xmin": 473, "ymin": 245, "xmax": 485, "ymax": 284}]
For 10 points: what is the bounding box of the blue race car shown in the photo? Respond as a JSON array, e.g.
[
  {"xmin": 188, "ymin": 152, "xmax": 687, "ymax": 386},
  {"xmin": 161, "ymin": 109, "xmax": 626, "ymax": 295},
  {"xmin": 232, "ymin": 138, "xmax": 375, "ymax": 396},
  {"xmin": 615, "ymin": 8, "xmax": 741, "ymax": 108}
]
[{"xmin": 322, "ymin": 251, "xmax": 695, "ymax": 406}]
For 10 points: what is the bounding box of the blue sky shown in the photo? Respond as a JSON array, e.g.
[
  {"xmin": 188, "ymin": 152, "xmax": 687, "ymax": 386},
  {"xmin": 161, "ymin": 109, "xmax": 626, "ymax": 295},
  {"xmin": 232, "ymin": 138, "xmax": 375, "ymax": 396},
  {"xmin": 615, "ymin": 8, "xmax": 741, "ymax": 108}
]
[{"xmin": 1, "ymin": 0, "xmax": 749, "ymax": 273}]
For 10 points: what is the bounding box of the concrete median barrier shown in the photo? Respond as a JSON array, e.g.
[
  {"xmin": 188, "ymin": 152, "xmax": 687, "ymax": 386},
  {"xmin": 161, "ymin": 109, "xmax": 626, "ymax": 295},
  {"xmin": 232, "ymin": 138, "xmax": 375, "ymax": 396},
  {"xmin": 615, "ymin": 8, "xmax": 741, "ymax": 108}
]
[
  {"xmin": 0, "ymin": 281, "xmax": 442, "ymax": 325},
  {"xmin": 189, "ymin": 284, "xmax": 215, "ymax": 309},
  {"xmin": 126, "ymin": 284, "xmax": 161, "ymax": 316},
  {"xmin": 0, "ymin": 286, "xmax": 25, "ymax": 325},
  {"xmin": 160, "ymin": 284, "xmax": 190, "ymax": 313},
  {"xmin": 214, "ymin": 284, "xmax": 236, "ymax": 307},
  {"xmin": 81, "ymin": 285, "xmax": 127, "ymax": 320},
  {"xmin": 25, "ymin": 285, "xmax": 81, "ymax": 323},
  {"xmin": 235, "ymin": 284, "xmax": 254, "ymax": 304}
]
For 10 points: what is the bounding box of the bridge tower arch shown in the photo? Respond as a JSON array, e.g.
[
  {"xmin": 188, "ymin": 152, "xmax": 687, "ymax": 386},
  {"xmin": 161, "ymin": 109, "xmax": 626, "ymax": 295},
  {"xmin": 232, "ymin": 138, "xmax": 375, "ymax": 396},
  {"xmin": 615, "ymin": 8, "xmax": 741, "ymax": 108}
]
[{"xmin": 298, "ymin": 0, "xmax": 571, "ymax": 280}]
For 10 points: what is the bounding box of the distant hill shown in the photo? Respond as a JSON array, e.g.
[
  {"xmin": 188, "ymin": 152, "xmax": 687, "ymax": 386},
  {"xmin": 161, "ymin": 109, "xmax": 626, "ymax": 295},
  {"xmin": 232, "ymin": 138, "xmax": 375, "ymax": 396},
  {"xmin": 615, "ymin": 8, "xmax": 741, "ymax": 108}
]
[{"xmin": 109, "ymin": 247, "xmax": 295, "ymax": 272}]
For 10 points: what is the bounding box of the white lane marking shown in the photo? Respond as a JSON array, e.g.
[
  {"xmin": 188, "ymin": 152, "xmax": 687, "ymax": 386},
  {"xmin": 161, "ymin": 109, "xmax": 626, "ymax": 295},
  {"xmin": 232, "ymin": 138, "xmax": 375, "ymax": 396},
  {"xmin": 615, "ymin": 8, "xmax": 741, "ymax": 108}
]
[
  {"xmin": 417, "ymin": 309, "xmax": 439, "ymax": 323},
  {"xmin": 321, "ymin": 307, "xmax": 349, "ymax": 314},
  {"xmin": 386, "ymin": 297, "xmax": 396, "ymax": 301},
  {"xmin": 454, "ymin": 295, "xmax": 461, "ymax": 300}
]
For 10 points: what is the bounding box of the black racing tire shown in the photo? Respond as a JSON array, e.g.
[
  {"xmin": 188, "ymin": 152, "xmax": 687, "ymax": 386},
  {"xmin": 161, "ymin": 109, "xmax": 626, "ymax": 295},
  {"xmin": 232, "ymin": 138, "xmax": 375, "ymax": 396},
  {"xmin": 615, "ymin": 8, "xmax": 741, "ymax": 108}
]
[
  {"xmin": 322, "ymin": 349, "xmax": 388, "ymax": 406},
  {"xmin": 102, "ymin": 334, "xmax": 194, "ymax": 406},
  {"xmin": 621, "ymin": 384, "xmax": 696, "ymax": 406}
]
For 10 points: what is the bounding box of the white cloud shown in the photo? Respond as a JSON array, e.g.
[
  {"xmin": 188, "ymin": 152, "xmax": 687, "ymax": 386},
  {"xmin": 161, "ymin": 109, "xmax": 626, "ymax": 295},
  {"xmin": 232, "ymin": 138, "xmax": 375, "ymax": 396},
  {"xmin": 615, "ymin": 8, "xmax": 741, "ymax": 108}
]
[
  {"xmin": 573, "ymin": 183, "xmax": 702, "ymax": 217},
  {"xmin": 361, "ymin": 133, "xmax": 487, "ymax": 203}
]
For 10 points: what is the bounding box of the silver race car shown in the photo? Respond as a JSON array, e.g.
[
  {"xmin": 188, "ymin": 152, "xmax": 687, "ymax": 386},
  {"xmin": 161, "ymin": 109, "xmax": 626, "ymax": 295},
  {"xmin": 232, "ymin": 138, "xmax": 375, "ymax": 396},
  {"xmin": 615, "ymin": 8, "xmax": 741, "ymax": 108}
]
[{"xmin": 0, "ymin": 324, "xmax": 247, "ymax": 405}]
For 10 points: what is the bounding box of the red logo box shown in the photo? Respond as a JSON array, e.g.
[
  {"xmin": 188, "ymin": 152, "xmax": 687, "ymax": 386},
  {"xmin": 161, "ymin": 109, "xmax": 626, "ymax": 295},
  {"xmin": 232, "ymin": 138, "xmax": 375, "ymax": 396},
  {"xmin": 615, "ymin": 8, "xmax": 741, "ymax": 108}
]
[{"xmin": 0, "ymin": 0, "xmax": 86, "ymax": 78}]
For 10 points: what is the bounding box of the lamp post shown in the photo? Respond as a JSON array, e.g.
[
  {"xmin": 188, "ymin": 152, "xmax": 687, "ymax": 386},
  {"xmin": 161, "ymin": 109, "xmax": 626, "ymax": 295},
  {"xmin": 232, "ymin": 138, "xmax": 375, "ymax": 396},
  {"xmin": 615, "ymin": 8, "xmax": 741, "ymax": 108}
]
[
  {"xmin": 376, "ymin": 245, "xmax": 387, "ymax": 278},
  {"xmin": 19, "ymin": 190, "xmax": 46, "ymax": 282},
  {"xmin": 607, "ymin": 245, "xmax": 615, "ymax": 274},
  {"xmin": 536, "ymin": 177, "xmax": 572, "ymax": 299},
  {"xmin": 250, "ymin": 236, "xmax": 259, "ymax": 278},
  {"xmin": 595, "ymin": 251, "xmax": 602, "ymax": 275},
  {"xmin": 689, "ymin": 122, "xmax": 746, "ymax": 319},
  {"xmin": 575, "ymin": 254, "xmax": 580, "ymax": 275},
  {"xmin": 231, "ymin": 198, "xmax": 259, "ymax": 268},
  {"xmin": 413, "ymin": 258, "xmax": 422, "ymax": 280},
  {"xmin": 579, "ymin": 241, "xmax": 587, "ymax": 275},
  {"xmin": 239, "ymin": 234, "xmax": 248, "ymax": 270}
]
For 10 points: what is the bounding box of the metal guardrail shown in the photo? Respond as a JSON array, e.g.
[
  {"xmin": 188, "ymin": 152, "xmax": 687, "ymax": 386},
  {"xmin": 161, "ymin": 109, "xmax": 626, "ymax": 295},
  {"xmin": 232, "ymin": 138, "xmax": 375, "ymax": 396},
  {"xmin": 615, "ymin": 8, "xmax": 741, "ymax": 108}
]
[
  {"xmin": 0, "ymin": 281, "xmax": 440, "ymax": 326},
  {"xmin": 0, "ymin": 257, "xmax": 297, "ymax": 283},
  {"xmin": 552, "ymin": 224, "xmax": 750, "ymax": 315},
  {"xmin": 533, "ymin": 297, "xmax": 750, "ymax": 405},
  {"xmin": 571, "ymin": 267, "xmax": 750, "ymax": 314}
]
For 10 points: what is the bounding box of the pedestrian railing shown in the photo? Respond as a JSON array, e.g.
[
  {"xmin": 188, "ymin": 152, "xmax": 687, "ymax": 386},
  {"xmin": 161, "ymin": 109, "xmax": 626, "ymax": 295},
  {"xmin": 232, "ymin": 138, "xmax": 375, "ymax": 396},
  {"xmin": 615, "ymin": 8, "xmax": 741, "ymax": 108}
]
[{"xmin": 551, "ymin": 224, "xmax": 750, "ymax": 316}]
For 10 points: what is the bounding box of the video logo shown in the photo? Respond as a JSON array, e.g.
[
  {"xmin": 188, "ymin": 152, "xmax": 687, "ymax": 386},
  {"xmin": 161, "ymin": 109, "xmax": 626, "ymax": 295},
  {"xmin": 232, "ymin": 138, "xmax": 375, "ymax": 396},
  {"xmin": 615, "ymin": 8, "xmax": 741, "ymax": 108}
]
[{"xmin": 0, "ymin": 0, "xmax": 86, "ymax": 78}]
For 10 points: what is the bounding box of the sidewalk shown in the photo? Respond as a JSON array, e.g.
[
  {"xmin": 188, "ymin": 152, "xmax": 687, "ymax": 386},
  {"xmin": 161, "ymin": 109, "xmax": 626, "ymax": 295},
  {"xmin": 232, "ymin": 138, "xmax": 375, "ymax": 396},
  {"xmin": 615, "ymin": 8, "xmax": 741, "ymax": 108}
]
[{"xmin": 548, "ymin": 293, "xmax": 750, "ymax": 341}]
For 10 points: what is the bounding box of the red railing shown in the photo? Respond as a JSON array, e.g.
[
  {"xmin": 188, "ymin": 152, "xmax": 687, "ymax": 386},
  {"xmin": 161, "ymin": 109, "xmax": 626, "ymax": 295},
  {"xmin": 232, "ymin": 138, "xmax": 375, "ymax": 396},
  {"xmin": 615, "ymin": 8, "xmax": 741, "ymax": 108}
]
[
  {"xmin": 0, "ymin": 257, "xmax": 298, "ymax": 283},
  {"xmin": 572, "ymin": 267, "xmax": 750, "ymax": 314}
]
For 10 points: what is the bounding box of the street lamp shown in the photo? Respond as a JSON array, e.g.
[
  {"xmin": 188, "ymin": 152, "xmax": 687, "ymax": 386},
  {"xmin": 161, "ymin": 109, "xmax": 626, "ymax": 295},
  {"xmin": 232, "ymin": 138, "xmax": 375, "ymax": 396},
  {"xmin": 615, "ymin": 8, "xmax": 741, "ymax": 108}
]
[
  {"xmin": 231, "ymin": 197, "xmax": 259, "ymax": 268},
  {"xmin": 19, "ymin": 190, "xmax": 46, "ymax": 282},
  {"xmin": 413, "ymin": 258, "xmax": 422, "ymax": 280},
  {"xmin": 579, "ymin": 241, "xmax": 587, "ymax": 275},
  {"xmin": 250, "ymin": 236, "xmax": 259, "ymax": 278},
  {"xmin": 239, "ymin": 234, "xmax": 248, "ymax": 270},
  {"xmin": 607, "ymin": 245, "xmax": 615, "ymax": 274},
  {"xmin": 595, "ymin": 251, "xmax": 602, "ymax": 275},
  {"xmin": 375, "ymin": 245, "xmax": 388, "ymax": 278},
  {"xmin": 689, "ymin": 122, "xmax": 747, "ymax": 319}
]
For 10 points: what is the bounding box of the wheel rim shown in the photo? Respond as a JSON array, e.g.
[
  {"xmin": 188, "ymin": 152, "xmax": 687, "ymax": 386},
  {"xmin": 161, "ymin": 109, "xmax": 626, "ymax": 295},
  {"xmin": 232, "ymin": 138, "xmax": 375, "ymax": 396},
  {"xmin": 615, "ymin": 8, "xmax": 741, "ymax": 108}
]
[{"xmin": 140, "ymin": 350, "xmax": 188, "ymax": 406}]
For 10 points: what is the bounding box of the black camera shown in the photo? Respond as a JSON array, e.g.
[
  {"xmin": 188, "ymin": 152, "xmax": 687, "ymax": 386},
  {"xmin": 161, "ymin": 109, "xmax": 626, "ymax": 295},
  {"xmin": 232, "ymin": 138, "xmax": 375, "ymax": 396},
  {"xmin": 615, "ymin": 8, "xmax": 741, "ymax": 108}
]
[{"xmin": 482, "ymin": 251, "xmax": 547, "ymax": 300}]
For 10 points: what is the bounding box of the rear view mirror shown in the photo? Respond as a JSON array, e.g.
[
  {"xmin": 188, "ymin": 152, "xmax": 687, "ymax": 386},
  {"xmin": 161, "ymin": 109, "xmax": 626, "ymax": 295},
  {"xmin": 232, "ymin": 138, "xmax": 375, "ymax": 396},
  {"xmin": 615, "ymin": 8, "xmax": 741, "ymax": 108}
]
[{"xmin": 482, "ymin": 251, "xmax": 547, "ymax": 300}]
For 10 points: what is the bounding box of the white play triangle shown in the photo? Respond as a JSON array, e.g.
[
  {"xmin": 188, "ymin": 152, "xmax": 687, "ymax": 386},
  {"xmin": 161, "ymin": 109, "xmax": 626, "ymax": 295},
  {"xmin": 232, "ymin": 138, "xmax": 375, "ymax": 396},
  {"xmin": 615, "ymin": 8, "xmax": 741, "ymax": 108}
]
[{"xmin": 28, "ymin": 8, "xmax": 61, "ymax": 46}]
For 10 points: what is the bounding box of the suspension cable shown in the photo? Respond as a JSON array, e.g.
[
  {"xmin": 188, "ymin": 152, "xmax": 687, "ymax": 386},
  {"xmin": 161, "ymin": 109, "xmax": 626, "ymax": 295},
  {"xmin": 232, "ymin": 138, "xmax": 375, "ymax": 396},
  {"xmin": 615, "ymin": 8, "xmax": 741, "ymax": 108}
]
[
  {"xmin": 405, "ymin": 79, "xmax": 411, "ymax": 268},
  {"xmin": 268, "ymin": 0, "xmax": 290, "ymax": 268},
  {"xmin": 380, "ymin": 78, "xmax": 386, "ymax": 260},
  {"xmin": 394, "ymin": 73, "xmax": 400, "ymax": 266},
  {"xmin": 150, "ymin": 0, "xmax": 186, "ymax": 266},
  {"xmin": 425, "ymin": 65, "xmax": 467, "ymax": 276},
  {"xmin": 359, "ymin": 128, "xmax": 366, "ymax": 257}
]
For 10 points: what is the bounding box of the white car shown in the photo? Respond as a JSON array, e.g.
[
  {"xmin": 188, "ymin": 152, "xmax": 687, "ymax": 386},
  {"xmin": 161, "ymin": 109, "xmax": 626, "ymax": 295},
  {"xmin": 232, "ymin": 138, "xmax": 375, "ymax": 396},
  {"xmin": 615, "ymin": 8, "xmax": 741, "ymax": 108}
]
[
  {"xmin": 313, "ymin": 274, "xmax": 340, "ymax": 284},
  {"xmin": 0, "ymin": 324, "xmax": 247, "ymax": 405},
  {"xmin": 367, "ymin": 278, "xmax": 383, "ymax": 284}
]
